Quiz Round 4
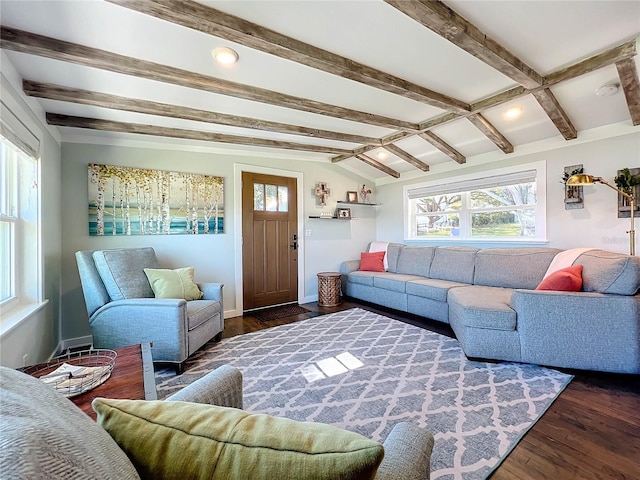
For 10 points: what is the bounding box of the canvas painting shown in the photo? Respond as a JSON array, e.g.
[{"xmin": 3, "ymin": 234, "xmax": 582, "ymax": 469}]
[{"xmin": 88, "ymin": 163, "xmax": 224, "ymax": 235}]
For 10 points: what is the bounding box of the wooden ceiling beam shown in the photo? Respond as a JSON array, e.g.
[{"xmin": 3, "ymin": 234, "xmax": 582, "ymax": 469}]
[
  {"xmin": 107, "ymin": 0, "xmax": 470, "ymax": 114},
  {"xmin": 382, "ymin": 144, "xmax": 430, "ymax": 172},
  {"xmin": 355, "ymin": 154, "xmax": 401, "ymax": 178},
  {"xmin": 545, "ymin": 40, "xmax": 637, "ymax": 85},
  {"xmin": 23, "ymin": 80, "xmax": 380, "ymax": 146},
  {"xmin": 45, "ymin": 114, "xmax": 354, "ymax": 155},
  {"xmin": 0, "ymin": 26, "xmax": 418, "ymax": 132},
  {"xmin": 531, "ymin": 88, "xmax": 577, "ymax": 140},
  {"xmin": 616, "ymin": 58, "xmax": 640, "ymax": 126},
  {"xmin": 467, "ymin": 113, "xmax": 514, "ymax": 154},
  {"xmin": 385, "ymin": 0, "xmax": 542, "ymax": 88},
  {"xmin": 418, "ymin": 131, "xmax": 466, "ymax": 164}
]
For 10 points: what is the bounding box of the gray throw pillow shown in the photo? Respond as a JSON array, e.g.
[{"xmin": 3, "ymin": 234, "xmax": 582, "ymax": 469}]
[{"xmin": 0, "ymin": 366, "xmax": 140, "ymax": 480}]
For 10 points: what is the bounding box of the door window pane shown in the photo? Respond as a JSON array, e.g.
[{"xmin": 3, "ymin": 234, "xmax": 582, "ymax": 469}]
[
  {"xmin": 253, "ymin": 183, "xmax": 264, "ymax": 210},
  {"xmin": 265, "ymin": 184, "xmax": 277, "ymax": 211},
  {"xmin": 278, "ymin": 186, "xmax": 288, "ymax": 212}
]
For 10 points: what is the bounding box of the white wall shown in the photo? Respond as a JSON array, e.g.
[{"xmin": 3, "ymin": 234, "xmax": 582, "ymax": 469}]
[
  {"xmin": 375, "ymin": 128, "xmax": 640, "ymax": 253},
  {"xmin": 60, "ymin": 142, "xmax": 375, "ymax": 342},
  {"xmin": 0, "ymin": 68, "xmax": 62, "ymax": 368}
]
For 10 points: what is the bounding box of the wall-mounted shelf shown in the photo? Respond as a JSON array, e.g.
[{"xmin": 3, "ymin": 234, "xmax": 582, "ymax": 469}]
[
  {"xmin": 308, "ymin": 216, "xmax": 352, "ymax": 220},
  {"xmin": 336, "ymin": 201, "xmax": 378, "ymax": 206}
]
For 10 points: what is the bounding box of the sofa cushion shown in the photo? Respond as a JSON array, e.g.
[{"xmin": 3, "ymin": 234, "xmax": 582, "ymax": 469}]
[
  {"xmin": 406, "ymin": 278, "xmax": 468, "ymax": 302},
  {"xmin": 395, "ymin": 246, "xmax": 436, "ymax": 277},
  {"xmin": 536, "ymin": 265, "xmax": 583, "ymax": 291},
  {"xmin": 93, "ymin": 398, "xmax": 384, "ymax": 480},
  {"xmin": 474, "ymin": 248, "xmax": 559, "ymax": 289},
  {"xmin": 429, "ymin": 246, "xmax": 479, "ymax": 284},
  {"xmin": 0, "ymin": 367, "xmax": 140, "ymax": 480},
  {"xmin": 373, "ymin": 273, "xmax": 425, "ymax": 293},
  {"xmin": 144, "ymin": 266, "xmax": 204, "ymax": 300},
  {"xmin": 347, "ymin": 270, "xmax": 380, "ymax": 287},
  {"xmin": 575, "ymin": 250, "xmax": 640, "ymax": 295},
  {"xmin": 93, "ymin": 247, "xmax": 160, "ymax": 301},
  {"xmin": 448, "ymin": 286, "xmax": 516, "ymax": 330},
  {"xmin": 385, "ymin": 243, "xmax": 404, "ymax": 273},
  {"xmin": 359, "ymin": 251, "xmax": 386, "ymax": 272}
]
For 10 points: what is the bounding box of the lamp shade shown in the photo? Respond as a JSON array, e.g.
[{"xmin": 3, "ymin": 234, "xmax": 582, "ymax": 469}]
[{"xmin": 567, "ymin": 174, "xmax": 597, "ymax": 186}]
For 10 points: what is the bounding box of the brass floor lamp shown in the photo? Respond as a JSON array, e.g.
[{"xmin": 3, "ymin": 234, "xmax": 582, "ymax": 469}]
[{"xmin": 567, "ymin": 174, "xmax": 636, "ymax": 256}]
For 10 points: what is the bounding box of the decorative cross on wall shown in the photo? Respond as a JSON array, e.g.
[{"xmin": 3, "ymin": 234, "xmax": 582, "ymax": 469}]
[{"xmin": 314, "ymin": 182, "xmax": 330, "ymax": 206}]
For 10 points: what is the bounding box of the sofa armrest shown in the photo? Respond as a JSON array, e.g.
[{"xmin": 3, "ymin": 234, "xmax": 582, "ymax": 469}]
[
  {"xmin": 165, "ymin": 365, "xmax": 243, "ymax": 409},
  {"xmin": 199, "ymin": 282, "xmax": 224, "ymax": 302},
  {"xmin": 511, "ymin": 290, "xmax": 640, "ymax": 373},
  {"xmin": 340, "ymin": 260, "xmax": 360, "ymax": 275},
  {"xmin": 376, "ymin": 422, "xmax": 434, "ymax": 480}
]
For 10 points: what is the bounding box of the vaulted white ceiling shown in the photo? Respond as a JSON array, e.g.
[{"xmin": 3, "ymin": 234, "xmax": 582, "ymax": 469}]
[{"xmin": 1, "ymin": 0, "xmax": 639, "ymax": 182}]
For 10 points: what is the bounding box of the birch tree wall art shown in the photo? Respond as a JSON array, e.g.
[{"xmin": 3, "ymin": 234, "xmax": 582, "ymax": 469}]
[{"xmin": 88, "ymin": 163, "xmax": 224, "ymax": 236}]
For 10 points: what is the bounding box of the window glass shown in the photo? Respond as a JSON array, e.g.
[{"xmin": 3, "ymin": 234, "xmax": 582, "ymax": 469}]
[
  {"xmin": 253, "ymin": 183, "xmax": 264, "ymax": 211},
  {"xmin": 265, "ymin": 184, "xmax": 277, "ymax": 211},
  {"xmin": 278, "ymin": 186, "xmax": 288, "ymax": 212},
  {"xmin": 406, "ymin": 167, "xmax": 543, "ymax": 241}
]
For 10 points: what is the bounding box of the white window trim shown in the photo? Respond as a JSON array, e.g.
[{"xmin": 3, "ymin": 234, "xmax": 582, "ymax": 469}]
[{"xmin": 403, "ymin": 161, "xmax": 547, "ymax": 244}]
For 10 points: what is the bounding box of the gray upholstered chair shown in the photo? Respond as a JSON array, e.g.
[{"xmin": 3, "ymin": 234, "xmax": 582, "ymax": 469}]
[{"xmin": 75, "ymin": 247, "xmax": 223, "ymax": 371}]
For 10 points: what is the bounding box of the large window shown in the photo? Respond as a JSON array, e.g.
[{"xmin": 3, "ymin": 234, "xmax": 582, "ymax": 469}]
[
  {"xmin": 405, "ymin": 164, "xmax": 546, "ymax": 242},
  {"xmin": 0, "ymin": 135, "xmax": 40, "ymax": 311}
]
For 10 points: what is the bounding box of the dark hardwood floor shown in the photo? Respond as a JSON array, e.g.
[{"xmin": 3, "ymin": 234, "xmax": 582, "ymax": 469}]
[{"xmin": 228, "ymin": 299, "xmax": 640, "ymax": 480}]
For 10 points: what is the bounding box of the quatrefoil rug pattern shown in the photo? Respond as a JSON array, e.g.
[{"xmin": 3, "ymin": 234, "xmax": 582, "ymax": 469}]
[{"xmin": 156, "ymin": 308, "xmax": 572, "ymax": 480}]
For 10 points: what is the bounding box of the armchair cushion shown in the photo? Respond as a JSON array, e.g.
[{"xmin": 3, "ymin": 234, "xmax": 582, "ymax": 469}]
[
  {"xmin": 144, "ymin": 266, "xmax": 203, "ymax": 300},
  {"xmin": 93, "ymin": 398, "xmax": 384, "ymax": 480},
  {"xmin": 93, "ymin": 247, "xmax": 159, "ymax": 300}
]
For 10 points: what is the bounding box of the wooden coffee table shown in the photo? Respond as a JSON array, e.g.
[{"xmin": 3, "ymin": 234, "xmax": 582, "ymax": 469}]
[{"xmin": 25, "ymin": 343, "xmax": 156, "ymax": 420}]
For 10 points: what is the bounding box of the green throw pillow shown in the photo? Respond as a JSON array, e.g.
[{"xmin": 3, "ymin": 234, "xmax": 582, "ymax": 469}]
[
  {"xmin": 93, "ymin": 398, "xmax": 383, "ymax": 480},
  {"xmin": 143, "ymin": 267, "xmax": 203, "ymax": 300}
]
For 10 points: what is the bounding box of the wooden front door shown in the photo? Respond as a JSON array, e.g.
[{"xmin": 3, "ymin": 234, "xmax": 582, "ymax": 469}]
[{"xmin": 242, "ymin": 172, "xmax": 298, "ymax": 310}]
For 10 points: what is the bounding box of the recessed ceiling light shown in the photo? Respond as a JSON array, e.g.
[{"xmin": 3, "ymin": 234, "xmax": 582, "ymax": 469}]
[
  {"xmin": 595, "ymin": 83, "xmax": 619, "ymax": 97},
  {"xmin": 212, "ymin": 47, "xmax": 239, "ymax": 65},
  {"xmin": 377, "ymin": 151, "xmax": 388, "ymax": 160},
  {"xmin": 504, "ymin": 106, "xmax": 523, "ymax": 120}
]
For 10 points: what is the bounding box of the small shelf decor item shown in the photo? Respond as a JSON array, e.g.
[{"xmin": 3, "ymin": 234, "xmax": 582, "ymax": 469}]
[
  {"xmin": 314, "ymin": 182, "xmax": 330, "ymax": 206},
  {"xmin": 336, "ymin": 207, "xmax": 351, "ymax": 219},
  {"xmin": 562, "ymin": 164, "xmax": 584, "ymax": 210},
  {"xmin": 23, "ymin": 348, "xmax": 117, "ymax": 398},
  {"xmin": 346, "ymin": 191, "xmax": 358, "ymax": 203},
  {"xmin": 360, "ymin": 184, "xmax": 373, "ymax": 203}
]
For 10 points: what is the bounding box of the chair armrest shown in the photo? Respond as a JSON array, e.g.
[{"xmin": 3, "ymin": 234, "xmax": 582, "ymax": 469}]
[
  {"xmin": 376, "ymin": 422, "xmax": 434, "ymax": 480},
  {"xmin": 165, "ymin": 365, "xmax": 243, "ymax": 409},
  {"xmin": 199, "ymin": 282, "xmax": 223, "ymax": 302}
]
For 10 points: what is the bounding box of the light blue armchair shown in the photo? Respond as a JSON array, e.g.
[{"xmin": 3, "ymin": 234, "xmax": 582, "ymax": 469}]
[{"xmin": 75, "ymin": 247, "xmax": 224, "ymax": 371}]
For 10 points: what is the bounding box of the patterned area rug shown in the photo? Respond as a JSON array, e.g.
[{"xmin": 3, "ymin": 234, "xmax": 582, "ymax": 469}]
[
  {"xmin": 249, "ymin": 303, "xmax": 312, "ymax": 322},
  {"xmin": 156, "ymin": 308, "xmax": 572, "ymax": 480}
]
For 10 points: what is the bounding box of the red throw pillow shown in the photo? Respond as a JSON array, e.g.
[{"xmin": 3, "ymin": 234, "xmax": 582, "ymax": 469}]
[
  {"xmin": 359, "ymin": 251, "xmax": 385, "ymax": 272},
  {"xmin": 536, "ymin": 265, "xmax": 583, "ymax": 291}
]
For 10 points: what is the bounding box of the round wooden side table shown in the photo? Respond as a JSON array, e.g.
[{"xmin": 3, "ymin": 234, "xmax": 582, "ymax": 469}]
[{"xmin": 317, "ymin": 272, "xmax": 342, "ymax": 307}]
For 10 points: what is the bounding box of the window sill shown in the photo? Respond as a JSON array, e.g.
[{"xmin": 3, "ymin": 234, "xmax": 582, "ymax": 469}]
[
  {"xmin": 0, "ymin": 299, "xmax": 49, "ymax": 338},
  {"xmin": 405, "ymin": 238, "xmax": 550, "ymax": 246}
]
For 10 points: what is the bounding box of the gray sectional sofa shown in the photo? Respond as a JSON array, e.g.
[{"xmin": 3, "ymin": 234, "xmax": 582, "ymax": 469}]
[{"xmin": 340, "ymin": 245, "xmax": 640, "ymax": 374}]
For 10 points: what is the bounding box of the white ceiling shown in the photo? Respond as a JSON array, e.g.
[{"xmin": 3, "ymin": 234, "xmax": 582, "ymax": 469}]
[{"xmin": 1, "ymin": 0, "xmax": 639, "ymax": 181}]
